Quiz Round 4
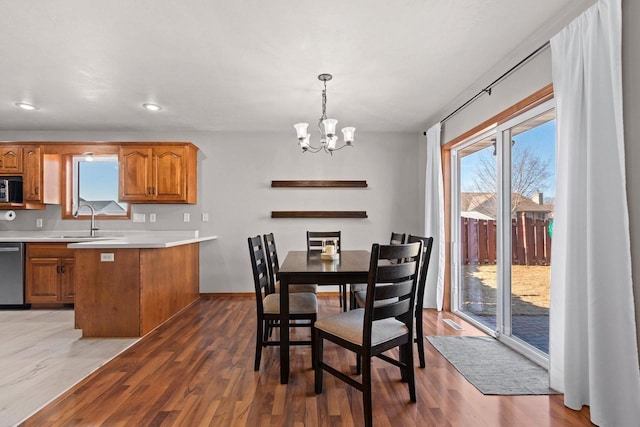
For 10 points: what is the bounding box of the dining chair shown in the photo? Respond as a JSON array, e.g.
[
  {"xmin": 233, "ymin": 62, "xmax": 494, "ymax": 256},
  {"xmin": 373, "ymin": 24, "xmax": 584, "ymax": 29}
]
[
  {"xmin": 306, "ymin": 231, "xmax": 346, "ymax": 310},
  {"xmin": 313, "ymin": 241, "xmax": 422, "ymax": 427},
  {"xmin": 248, "ymin": 236, "xmax": 318, "ymax": 371},
  {"xmin": 406, "ymin": 234, "xmax": 434, "ymax": 368},
  {"xmin": 349, "ymin": 232, "xmax": 406, "ymax": 309},
  {"xmin": 352, "ymin": 234, "xmax": 433, "ymax": 369},
  {"xmin": 264, "ymin": 233, "xmax": 318, "ymax": 294}
]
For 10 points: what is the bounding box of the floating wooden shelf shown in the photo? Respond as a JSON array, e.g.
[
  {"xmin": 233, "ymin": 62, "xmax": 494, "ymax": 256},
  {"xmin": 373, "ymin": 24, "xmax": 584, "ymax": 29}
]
[
  {"xmin": 271, "ymin": 211, "xmax": 368, "ymax": 219},
  {"xmin": 271, "ymin": 180, "xmax": 367, "ymax": 188}
]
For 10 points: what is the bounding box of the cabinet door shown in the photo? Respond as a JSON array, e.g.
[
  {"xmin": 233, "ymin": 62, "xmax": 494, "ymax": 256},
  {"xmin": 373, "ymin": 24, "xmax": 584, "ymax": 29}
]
[
  {"xmin": 0, "ymin": 147, "xmax": 23, "ymax": 173},
  {"xmin": 119, "ymin": 147, "xmax": 154, "ymax": 201},
  {"xmin": 153, "ymin": 146, "xmax": 187, "ymax": 202},
  {"xmin": 60, "ymin": 257, "xmax": 75, "ymax": 302},
  {"xmin": 26, "ymin": 258, "xmax": 60, "ymax": 303},
  {"xmin": 23, "ymin": 145, "xmax": 43, "ymax": 202}
]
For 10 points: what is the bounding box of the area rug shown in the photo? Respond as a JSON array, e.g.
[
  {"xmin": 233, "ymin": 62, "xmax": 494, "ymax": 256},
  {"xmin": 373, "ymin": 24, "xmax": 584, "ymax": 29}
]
[{"xmin": 426, "ymin": 335, "xmax": 559, "ymax": 395}]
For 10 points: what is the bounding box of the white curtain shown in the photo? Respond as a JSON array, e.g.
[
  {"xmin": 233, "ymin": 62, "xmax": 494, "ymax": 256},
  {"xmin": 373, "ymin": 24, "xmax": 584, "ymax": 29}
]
[
  {"xmin": 550, "ymin": 0, "xmax": 640, "ymax": 425},
  {"xmin": 424, "ymin": 123, "xmax": 445, "ymax": 310}
]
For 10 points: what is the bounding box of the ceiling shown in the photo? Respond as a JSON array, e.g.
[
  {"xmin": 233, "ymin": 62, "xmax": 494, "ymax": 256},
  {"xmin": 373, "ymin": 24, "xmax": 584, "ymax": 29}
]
[{"xmin": 0, "ymin": 0, "xmax": 594, "ymax": 134}]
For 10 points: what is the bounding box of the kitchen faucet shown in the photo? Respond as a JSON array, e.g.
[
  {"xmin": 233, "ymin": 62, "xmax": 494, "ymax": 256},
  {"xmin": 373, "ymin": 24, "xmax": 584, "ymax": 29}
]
[{"xmin": 74, "ymin": 203, "xmax": 99, "ymax": 237}]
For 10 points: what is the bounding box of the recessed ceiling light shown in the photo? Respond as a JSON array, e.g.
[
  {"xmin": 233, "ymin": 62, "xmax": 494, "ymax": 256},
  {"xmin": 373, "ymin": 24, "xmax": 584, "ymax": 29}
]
[
  {"xmin": 142, "ymin": 103, "xmax": 162, "ymax": 111},
  {"xmin": 15, "ymin": 102, "xmax": 39, "ymax": 111}
]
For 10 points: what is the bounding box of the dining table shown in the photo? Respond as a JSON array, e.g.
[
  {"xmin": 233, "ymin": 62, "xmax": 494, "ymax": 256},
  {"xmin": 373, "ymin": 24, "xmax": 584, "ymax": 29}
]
[{"xmin": 277, "ymin": 249, "xmax": 371, "ymax": 384}]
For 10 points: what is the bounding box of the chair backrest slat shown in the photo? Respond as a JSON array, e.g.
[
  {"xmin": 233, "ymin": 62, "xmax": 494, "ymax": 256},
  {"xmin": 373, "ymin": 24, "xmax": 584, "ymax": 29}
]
[
  {"xmin": 373, "ymin": 279, "xmax": 414, "ymax": 301},
  {"xmin": 390, "ymin": 232, "xmax": 406, "ymax": 245},
  {"xmin": 307, "ymin": 231, "xmax": 341, "ymax": 253},
  {"xmin": 263, "ymin": 233, "xmax": 279, "ymax": 294},
  {"xmin": 372, "ymin": 299, "xmax": 413, "ymax": 322}
]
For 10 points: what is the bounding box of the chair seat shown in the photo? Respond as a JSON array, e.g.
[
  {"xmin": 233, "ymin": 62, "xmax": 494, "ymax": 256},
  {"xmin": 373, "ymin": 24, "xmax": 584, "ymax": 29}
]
[
  {"xmin": 353, "ymin": 291, "xmax": 399, "ymax": 308},
  {"xmin": 314, "ymin": 308, "xmax": 409, "ymax": 346},
  {"xmin": 351, "ymin": 283, "xmax": 366, "ymax": 292},
  {"xmin": 275, "ymin": 280, "xmax": 318, "ymax": 294},
  {"xmin": 263, "ymin": 292, "xmax": 318, "ymax": 315}
]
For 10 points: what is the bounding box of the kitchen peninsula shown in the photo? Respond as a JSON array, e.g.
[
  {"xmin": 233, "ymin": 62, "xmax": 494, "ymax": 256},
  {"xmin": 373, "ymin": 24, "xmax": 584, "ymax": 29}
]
[
  {"xmin": 69, "ymin": 232, "xmax": 216, "ymax": 338},
  {"xmin": 0, "ymin": 231, "xmax": 216, "ymax": 338}
]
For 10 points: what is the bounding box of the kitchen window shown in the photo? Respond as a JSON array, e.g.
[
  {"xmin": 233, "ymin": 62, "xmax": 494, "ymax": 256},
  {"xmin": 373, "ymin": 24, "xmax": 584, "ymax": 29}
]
[{"xmin": 65, "ymin": 153, "xmax": 129, "ymax": 219}]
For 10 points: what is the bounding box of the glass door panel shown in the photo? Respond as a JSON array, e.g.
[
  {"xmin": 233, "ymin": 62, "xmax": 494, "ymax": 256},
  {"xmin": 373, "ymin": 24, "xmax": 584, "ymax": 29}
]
[
  {"xmin": 457, "ymin": 133, "xmax": 498, "ymax": 332},
  {"xmin": 508, "ymin": 111, "xmax": 556, "ymax": 354}
]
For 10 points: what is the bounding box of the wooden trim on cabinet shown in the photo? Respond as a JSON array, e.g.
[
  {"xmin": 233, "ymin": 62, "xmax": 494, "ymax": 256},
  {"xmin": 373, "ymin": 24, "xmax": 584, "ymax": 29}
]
[
  {"xmin": 271, "ymin": 210, "xmax": 368, "ymax": 219},
  {"xmin": 271, "ymin": 180, "xmax": 368, "ymax": 188}
]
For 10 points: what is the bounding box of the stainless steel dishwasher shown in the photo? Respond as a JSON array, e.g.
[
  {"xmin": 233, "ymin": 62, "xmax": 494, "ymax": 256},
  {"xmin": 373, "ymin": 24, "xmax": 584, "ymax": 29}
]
[{"xmin": 0, "ymin": 242, "xmax": 28, "ymax": 308}]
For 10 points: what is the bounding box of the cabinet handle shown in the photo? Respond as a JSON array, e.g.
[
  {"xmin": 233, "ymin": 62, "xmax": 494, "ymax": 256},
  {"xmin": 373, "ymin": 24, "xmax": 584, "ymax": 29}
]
[
  {"xmin": 56, "ymin": 265, "xmax": 61, "ymax": 274},
  {"xmin": 152, "ymin": 186, "xmax": 156, "ymax": 195},
  {"xmin": 35, "ymin": 186, "xmax": 39, "ymax": 195},
  {"xmin": 147, "ymin": 186, "xmax": 151, "ymax": 195},
  {"xmin": 61, "ymin": 265, "xmax": 65, "ymax": 274}
]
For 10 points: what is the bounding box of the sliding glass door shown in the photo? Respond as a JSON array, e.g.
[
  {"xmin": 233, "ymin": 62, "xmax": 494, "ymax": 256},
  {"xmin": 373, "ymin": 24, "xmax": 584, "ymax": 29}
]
[{"xmin": 452, "ymin": 99, "xmax": 556, "ymax": 364}]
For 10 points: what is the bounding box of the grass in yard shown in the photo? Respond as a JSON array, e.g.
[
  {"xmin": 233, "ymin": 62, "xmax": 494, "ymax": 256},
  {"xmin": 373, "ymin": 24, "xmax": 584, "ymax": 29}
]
[{"xmin": 461, "ymin": 264, "xmax": 550, "ymax": 316}]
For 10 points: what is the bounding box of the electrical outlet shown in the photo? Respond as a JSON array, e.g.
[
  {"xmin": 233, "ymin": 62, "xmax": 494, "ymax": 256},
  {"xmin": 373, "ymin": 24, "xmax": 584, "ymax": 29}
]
[
  {"xmin": 133, "ymin": 213, "xmax": 146, "ymax": 223},
  {"xmin": 36, "ymin": 218, "xmax": 43, "ymax": 228},
  {"xmin": 201, "ymin": 213, "xmax": 209, "ymax": 222},
  {"xmin": 183, "ymin": 213, "xmax": 190, "ymax": 222},
  {"xmin": 149, "ymin": 213, "xmax": 157, "ymax": 223}
]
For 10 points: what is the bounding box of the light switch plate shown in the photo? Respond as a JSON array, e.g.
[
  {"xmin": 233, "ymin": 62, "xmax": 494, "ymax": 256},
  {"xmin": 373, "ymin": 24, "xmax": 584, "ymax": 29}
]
[
  {"xmin": 133, "ymin": 213, "xmax": 146, "ymax": 223},
  {"xmin": 183, "ymin": 213, "xmax": 190, "ymax": 222},
  {"xmin": 100, "ymin": 253, "xmax": 115, "ymax": 262},
  {"xmin": 201, "ymin": 213, "xmax": 209, "ymax": 222},
  {"xmin": 149, "ymin": 213, "xmax": 157, "ymax": 223},
  {"xmin": 36, "ymin": 218, "xmax": 43, "ymax": 228}
]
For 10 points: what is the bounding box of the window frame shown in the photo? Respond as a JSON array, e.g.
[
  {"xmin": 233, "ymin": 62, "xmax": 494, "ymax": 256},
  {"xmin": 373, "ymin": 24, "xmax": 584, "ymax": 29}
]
[{"xmin": 61, "ymin": 149, "xmax": 131, "ymax": 220}]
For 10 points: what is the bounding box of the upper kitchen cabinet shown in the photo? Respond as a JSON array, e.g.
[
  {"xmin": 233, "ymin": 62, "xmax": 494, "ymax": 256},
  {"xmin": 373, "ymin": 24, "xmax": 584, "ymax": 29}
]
[
  {"xmin": 0, "ymin": 146, "xmax": 23, "ymax": 174},
  {"xmin": 23, "ymin": 145, "xmax": 43, "ymax": 202},
  {"xmin": 119, "ymin": 143, "xmax": 197, "ymax": 204}
]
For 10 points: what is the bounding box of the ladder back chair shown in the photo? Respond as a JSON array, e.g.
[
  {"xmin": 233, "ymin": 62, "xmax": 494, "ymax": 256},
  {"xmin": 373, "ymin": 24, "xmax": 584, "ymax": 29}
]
[
  {"xmin": 313, "ymin": 241, "xmax": 422, "ymax": 427},
  {"xmin": 264, "ymin": 233, "xmax": 318, "ymax": 294},
  {"xmin": 306, "ymin": 231, "xmax": 346, "ymax": 310},
  {"xmin": 349, "ymin": 231, "xmax": 406, "ymax": 309},
  {"xmin": 406, "ymin": 234, "xmax": 434, "ymax": 368},
  {"xmin": 248, "ymin": 236, "xmax": 318, "ymax": 371}
]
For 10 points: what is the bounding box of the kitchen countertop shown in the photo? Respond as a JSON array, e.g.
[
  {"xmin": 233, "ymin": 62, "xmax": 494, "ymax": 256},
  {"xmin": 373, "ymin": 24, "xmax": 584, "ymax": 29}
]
[{"xmin": 0, "ymin": 230, "xmax": 217, "ymax": 248}]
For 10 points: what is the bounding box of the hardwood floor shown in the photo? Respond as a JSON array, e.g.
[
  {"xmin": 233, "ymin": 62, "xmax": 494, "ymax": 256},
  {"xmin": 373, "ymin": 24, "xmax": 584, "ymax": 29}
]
[{"xmin": 20, "ymin": 297, "xmax": 593, "ymax": 426}]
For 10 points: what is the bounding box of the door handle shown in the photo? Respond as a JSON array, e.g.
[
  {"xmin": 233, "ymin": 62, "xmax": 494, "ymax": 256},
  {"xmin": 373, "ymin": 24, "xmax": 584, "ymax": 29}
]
[{"xmin": 0, "ymin": 247, "xmax": 19, "ymax": 252}]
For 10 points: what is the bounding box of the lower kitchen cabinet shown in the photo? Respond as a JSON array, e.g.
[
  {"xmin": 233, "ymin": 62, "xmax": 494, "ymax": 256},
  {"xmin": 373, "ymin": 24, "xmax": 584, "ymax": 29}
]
[{"xmin": 25, "ymin": 243, "xmax": 75, "ymax": 304}]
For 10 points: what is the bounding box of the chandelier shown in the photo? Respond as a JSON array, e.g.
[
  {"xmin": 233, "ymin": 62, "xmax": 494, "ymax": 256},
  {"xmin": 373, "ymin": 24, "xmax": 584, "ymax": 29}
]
[{"xmin": 293, "ymin": 73, "xmax": 355, "ymax": 154}]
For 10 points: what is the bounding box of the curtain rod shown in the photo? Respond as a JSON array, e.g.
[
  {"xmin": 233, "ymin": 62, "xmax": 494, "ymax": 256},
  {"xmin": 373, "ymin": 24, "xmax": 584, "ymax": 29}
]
[{"xmin": 423, "ymin": 40, "xmax": 551, "ymax": 135}]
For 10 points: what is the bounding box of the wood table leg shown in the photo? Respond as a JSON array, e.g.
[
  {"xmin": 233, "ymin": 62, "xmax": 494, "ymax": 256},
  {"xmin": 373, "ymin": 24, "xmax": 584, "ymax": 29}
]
[{"xmin": 280, "ymin": 276, "xmax": 290, "ymax": 384}]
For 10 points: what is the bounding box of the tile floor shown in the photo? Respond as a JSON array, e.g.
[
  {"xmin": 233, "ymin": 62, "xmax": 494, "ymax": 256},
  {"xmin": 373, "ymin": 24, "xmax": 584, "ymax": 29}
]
[{"xmin": 0, "ymin": 309, "xmax": 138, "ymax": 427}]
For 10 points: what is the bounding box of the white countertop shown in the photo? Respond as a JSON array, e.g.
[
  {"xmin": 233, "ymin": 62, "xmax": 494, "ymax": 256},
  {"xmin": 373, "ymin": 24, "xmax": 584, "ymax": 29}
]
[{"xmin": 0, "ymin": 230, "xmax": 217, "ymax": 248}]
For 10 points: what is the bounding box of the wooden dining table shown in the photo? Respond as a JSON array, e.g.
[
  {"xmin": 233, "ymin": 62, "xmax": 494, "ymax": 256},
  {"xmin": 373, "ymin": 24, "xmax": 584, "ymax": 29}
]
[{"xmin": 277, "ymin": 250, "xmax": 371, "ymax": 384}]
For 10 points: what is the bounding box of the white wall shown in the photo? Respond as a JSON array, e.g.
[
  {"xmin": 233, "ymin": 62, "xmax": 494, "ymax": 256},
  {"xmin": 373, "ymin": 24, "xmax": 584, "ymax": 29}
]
[{"xmin": 0, "ymin": 130, "xmax": 420, "ymax": 293}]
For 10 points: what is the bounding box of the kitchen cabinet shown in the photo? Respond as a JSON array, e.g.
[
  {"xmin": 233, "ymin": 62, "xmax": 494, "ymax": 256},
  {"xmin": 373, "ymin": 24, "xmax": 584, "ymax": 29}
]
[
  {"xmin": 23, "ymin": 145, "xmax": 43, "ymax": 202},
  {"xmin": 25, "ymin": 243, "xmax": 75, "ymax": 304},
  {"xmin": 0, "ymin": 146, "xmax": 23, "ymax": 174},
  {"xmin": 119, "ymin": 144, "xmax": 197, "ymax": 203}
]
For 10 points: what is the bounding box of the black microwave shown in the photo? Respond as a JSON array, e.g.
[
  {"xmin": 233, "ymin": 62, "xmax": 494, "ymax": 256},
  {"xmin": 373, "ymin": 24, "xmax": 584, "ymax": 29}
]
[{"xmin": 0, "ymin": 178, "xmax": 23, "ymax": 203}]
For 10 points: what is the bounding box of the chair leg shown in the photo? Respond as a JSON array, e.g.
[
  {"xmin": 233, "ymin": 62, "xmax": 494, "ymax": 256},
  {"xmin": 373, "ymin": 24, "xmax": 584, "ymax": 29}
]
[
  {"xmin": 263, "ymin": 319, "xmax": 270, "ymax": 345},
  {"xmin": 254, "ymin": 317, "xmax": 263, "ymax": 371},
  {"xmin": 314, "ymin": 329, "xmax": 324, "ymax": 394},
  {"xmin": 399, "ymin": 343, "xmax": 408, "ymax": 382},
  {"xmin": 404, "ymin": 341, "xmax": 417, "ymax": 402},
  {"xmin": 415, "ymin": 310, "xmax": 425, "ymax": 368},
  {"xmin": 311, "ymin": 319, "xmax": 317, "ymax": 370},
  {"xmin": 362, "ymin": 353, "xmax": 373, "ymax": 427},
  {"xmin": 341, "ymin": 285, "xmax": 348, "ymax": 312}
]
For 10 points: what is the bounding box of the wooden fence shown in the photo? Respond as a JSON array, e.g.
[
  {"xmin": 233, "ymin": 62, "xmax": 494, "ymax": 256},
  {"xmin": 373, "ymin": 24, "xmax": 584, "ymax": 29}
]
[{"xmin": 461, "ymin": 213, "xmax": 552, "ymax": 265}]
